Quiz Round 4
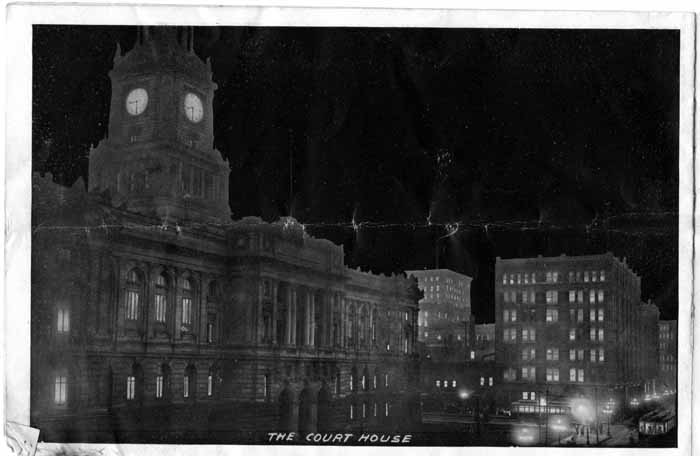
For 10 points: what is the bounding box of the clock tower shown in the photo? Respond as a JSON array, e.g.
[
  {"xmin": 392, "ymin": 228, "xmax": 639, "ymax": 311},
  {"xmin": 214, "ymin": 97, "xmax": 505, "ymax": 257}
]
[{"xmin": 88, "ymin": 26, "xmax": 231, "ymax": 223}]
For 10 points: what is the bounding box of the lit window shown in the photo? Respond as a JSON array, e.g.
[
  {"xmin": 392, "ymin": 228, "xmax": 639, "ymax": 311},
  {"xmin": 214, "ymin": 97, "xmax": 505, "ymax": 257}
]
[
  {"xmin": 480, "ymin": 377, "xmax": 485, "ymax": 386},
  {"xmin": 569, "ymin": 329, "xmax": 576, "ymax": 341},
  {"xmin": 350, "ymin": 374, "xmax": 354, "ymax": 391},
  {"xmin": 362, "ymin": 403, "xmax": 367, "ymax": 418},
  {"xmin": 155, "ymin": 274, "xmax": 167, "ymax": 322},
  {"xmin": 181, "ymin": 279, "xmax": 193, "ymax": 325},
  {"xmin": 546, "ymin": 308, "xmax": 558, "ymax": 322},
  {"xmin": 207, "ymin": 375, "xmax": 213, "ymax": 397},
  {"xmin": 54, "ymin": 373, "xmax": 67, "ymax": 405},
  {"xmin": 126, "ymin": 269, "xmax": 141, "ymax": 321},
  {"xmin": 435, "ymin": 380, "xmax": 440, "ymax": 387},
  {"xmin": 599, "ymin": 349, "xmax": 605, "ymax": 362},
  {"xmin": 502, "ymin": 274, "xmax": 507, "ymax": 284},
  {"xmin": 598, "ymin": 290, "xmax": 604, "ymax": 303},
  {"xmin": 361, "ymin": 375, "xmax": 366, "ymax": 390},
  {"xmin": 577, "ymin": 369, "xmax": 585, "ymax": 382},
  {"xmin": 569, "ymin": 368, "xmax": 576, "ymax": 382},
  {"xmin": 578, "ymin": 349, "xmax": 584, "ymax": 361},
  {"xmin": 546, "ymin": 348, "xmax": 559, "ymax": 361},
  {"xmin": 517, "ymin": 274, "xmax": 521, "ymax": 284},
  {"xmin": 443, "ymin": 380, "xmax": 448, "ymax": 388},
  {"xmin": 183, "ymin": 375, "xmax": 189, "ymax": 398},
  {"xmin": 57, "ymin": 307, "xmax": 70, "ymax": 333},
  {"xmin": 598, "ymin": 328, "xmax": 604, "ymax": 341},
  {"xmin": 584, "ymin": 271, "xmax": 589, "ymax": 282},
  {"xmin": 530, "ymin": 392, "xmax": 536, "ymax": 400},
  {"xmin": 590, "ymin": 328, "xmax": 596, "ymax": 341},
  {"xmin": 577, "ymin": 290, "xmax": 583, "ymax": 303},
  {"xmin": 546, "ymin": 368, "xmax": 559, "ymax": 382},
  {"xmin": 452, "ymin": 380, "xmax": 457, "ymax": 388},
  {"xmin": 470, "ymin": 351, "xmax": 475, "ymax": 360},
  {"xmin": 590, "ymin": 349, "xmax": 597, "ymax": 362},
  {"xmin": 385, "ymin": 374, "xmax": 389, "ymax": 388},
  {"xmin": 156, "ymin": 375, "xmax": 163, "ymax": 398},
  {"xmin": 592, "ymin": 271, "xmax": 598, "ymax": 282},
  {"xmin": 589, "ymin": 290, "xmax": 595, "ymax": 304},
  {"xmin": 489, "ymin": 377, "xmax": 493, "ymax": 386},
  {"xmin": 385, "ymin": 402, "xmax": 390, "ymax": 416},
  {"xmin": 126, "ymin": 376, "xmax": 136, "ymax": 400},
  {"xmin": 568, "ymin": 290, "xmax": 575, "ymax": 303},
  {"xmin": 590, "ymin": 309, "xmax": 596, "ymax": 321},
  {"xmin": 350, "ymin": 404, "xmax": 354, "ymax": 420},
  {"xmin": 522, "ymin": 392, "xmax": 528, "ymax": 400},
  {"xmin": 600, "ymin": 270, "xmax": 605, "ymax": 282},
  {"xmin": 569, "ymin": 349, "xmax": 575, "ymax": 361},
  {"xmin": 598, "ymin": 308, "xmax": 604, "ymax": 321}
]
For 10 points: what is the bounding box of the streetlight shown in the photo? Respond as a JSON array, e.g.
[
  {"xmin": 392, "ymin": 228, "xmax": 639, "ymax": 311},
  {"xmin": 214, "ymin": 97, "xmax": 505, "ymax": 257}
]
[
  {"xmin": 513, "ymin": 425, "xmax": 538, "ymax": 446},
  {"xmin": 570, "ymin": 397, "xmax": 594, "ymax": 446},
  {"xmin": 550, "ymin": 416, "xmax": 569, "ymax": 446},
  {"xmin": 602, "ymin": 398, "xmax": 616, "ymax": 437}
]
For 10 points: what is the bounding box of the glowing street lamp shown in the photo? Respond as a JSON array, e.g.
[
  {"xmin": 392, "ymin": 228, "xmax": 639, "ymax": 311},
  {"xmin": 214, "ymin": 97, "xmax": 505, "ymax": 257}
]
[
  {"xmin": 550, "ymin": 416, "xmax": 569, "ymax": 445},
  {"xmin": 513, "ymin": 425, "xmax": 538, "ymax": 445},
  {"xmin": 570, "ymin": 397, "xmax": 594, "ymax": 445}
]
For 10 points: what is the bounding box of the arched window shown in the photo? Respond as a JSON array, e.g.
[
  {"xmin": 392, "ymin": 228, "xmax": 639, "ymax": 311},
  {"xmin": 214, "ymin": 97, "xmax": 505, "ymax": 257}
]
[
  {"xmin": 181, "ymin": 278, "xmax": 193, "ymax": 326},
  {"xmin": 154, "ymin": 274, "xmax": 168, "ymax": 323},
  {"xmin": 371, "ymin": 309, "xmax": 378, "ymax": 342},
  {"xmin": 207, "ymin": 281, "xmax": 218, "ymax": 344},
  {"xmin": 348, "ymin": 305, "xmax": 356, "ymax": 347},
  {"xmin": 127, "ymin": 363, "xmax": 143, "ymax": 402},
  {"xmin": 54, "ymin": 368, "xmax": 68, "ymax": 406},
  {"xmin": 125, "ymin": 269, "xmax": 142, "ymax": 321},
  {"xmin": 156, "ymin": 364, "xmax": 171, "ymax": 400},
  {"xmin": 184, "ymin": 364, "xmax": 196, "ymax": 400},
  {"xmin": 56, "ymin": 304, "xmax": 70, "ymax": 334}
]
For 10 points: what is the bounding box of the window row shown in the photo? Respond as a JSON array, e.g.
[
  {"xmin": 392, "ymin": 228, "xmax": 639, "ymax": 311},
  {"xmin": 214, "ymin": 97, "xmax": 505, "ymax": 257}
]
[
  {"xmin": 503, "ymin": 289, "xmax": 604, "ymax": 305},
  {"xmin": 503, "ymin": 367, "xmax": 587, "ymax": 383},
  {"xmin": 502, "ymin": 270, "xmax": 606, "ymax": 286},
  {"xmin": 568, "ymin": 327, "xmax": 605, "ymax": 341},
  {"xmin": 123, "ymin": 269, "xmax": 218, "ymax": 331},
  {"xmin": 348, "ymin": 372, "xmax": 390, "ymax": 392},
  {"xmin": 568, "ymin": 348, "xmax": 605, "ymax": 362},
  {"xmin": 349, "ymin": 402, "xmax": 391, "ymax": 420}
]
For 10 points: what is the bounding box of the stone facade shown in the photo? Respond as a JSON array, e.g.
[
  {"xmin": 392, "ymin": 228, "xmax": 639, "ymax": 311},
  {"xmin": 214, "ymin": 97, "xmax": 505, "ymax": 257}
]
[{"xmin": 30, "ymin": 26, "xmax": 421, "ymax": 442}]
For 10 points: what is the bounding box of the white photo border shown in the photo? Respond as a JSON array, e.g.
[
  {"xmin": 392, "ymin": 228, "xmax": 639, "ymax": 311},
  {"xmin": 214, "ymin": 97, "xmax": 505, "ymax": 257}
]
[{"xmin": 4, "ymin": 5, "xmax": 695, "ymax": 456}]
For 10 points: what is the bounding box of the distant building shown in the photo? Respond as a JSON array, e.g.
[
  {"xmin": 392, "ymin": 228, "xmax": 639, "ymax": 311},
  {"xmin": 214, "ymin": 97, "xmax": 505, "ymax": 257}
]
[
  {"xmin": 406, "ymin": 269, "xmax": 472, "ymax": 347},
  {"xmin": 471, "ymin": 323, "xmax": 495, "ymax": 361},
  {"xmin": 495, "ymin": 253, "xmax": 653, "ymax": 414},
  {"xmin": 658, "ymin": 320, "xmax": 677, "ymax": 392},
  {"xmin": 640, "ymin": 301, "xmax": 660, "ymax": 394}
]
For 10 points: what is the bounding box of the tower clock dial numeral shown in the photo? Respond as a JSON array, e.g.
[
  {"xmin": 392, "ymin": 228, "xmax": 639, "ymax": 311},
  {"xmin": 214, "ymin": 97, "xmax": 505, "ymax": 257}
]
[
  {"xmin": 125, "ymin": 88, "xmax": 148, "ymax": 116},
  {"xmin": 184, "ymin": 93, "xmax": 204, "ymax": 123}
]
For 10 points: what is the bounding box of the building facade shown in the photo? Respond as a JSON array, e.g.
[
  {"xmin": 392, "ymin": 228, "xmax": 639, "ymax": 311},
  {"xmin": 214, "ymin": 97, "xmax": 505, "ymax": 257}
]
[
  {"xmin": 494, "ymin": 253, "xmax": 651, "ymax": 414},
  {"xmin": 31, "ymin": 27, "xmax": 421, "ymax": 442},
  {"xmin": 658, "ymin": 320, "xmax": 677, "ymax": 392},
  {"xmin": 639, "ymin": 301, "xmax": 660, "ymax": 394},
  {"xmin": 472, "ymin": 324, "xmax": 495, "ymax": 361},
  {"xmin": 406, "ymin": 269, "xmax": 472, "ymax": 347}
]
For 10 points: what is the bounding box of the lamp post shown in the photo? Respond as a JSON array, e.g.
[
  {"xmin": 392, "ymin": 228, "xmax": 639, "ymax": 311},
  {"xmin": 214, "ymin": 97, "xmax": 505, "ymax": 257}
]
[{"xmin": 550, "ymin": 417, "xmax": 568, "ymax": 446}]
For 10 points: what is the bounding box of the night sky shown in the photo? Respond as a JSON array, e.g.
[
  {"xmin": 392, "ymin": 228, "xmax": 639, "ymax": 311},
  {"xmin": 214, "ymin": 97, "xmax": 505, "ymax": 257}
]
[{"xmin": 32, "ymin": 26, "xmax": 679, "ymax": 322}]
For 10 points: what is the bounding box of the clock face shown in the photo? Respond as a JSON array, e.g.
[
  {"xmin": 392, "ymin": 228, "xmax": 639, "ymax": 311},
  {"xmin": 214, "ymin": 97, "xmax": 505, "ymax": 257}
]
[
  {"xmin": 125, "ymin": 88, "xmax": 148, "ymax": 116},
  {"xmin": 184, "ymin": 93, "xmax": 204, "ymax": 123}
]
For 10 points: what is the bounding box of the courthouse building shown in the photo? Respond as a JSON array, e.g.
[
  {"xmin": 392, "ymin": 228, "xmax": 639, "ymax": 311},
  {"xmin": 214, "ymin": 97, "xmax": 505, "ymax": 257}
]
[
  {"xmin": 31, "ymin": 27, "xmax": 421, "ymax": 442},
  {"xmin": 494, "ymin": 253, "xmax": 655, "ymax": 414}
]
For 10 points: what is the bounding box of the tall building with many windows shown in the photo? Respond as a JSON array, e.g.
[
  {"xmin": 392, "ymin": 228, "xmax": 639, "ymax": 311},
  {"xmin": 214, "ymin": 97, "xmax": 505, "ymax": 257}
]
[
  {"xmin": 406, "ymin": 269, "xmax": 472, "ymax": 347},
  {"xmin": 494, "ymin": 253, "xmax": 651, "ymax": 412},
  {"xmin": 31, "ymin": 27, "xmax": 421, "ymax": 442},
  {"xmin": 658, "ymin": 320, "xmax": 677, "ymax": 392}
]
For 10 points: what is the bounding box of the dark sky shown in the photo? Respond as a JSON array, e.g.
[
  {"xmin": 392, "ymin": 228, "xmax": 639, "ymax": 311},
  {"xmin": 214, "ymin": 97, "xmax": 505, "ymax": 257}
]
[{"xmin": 33, "ymin": 26, "xmax": 679, "ymax": 322}]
